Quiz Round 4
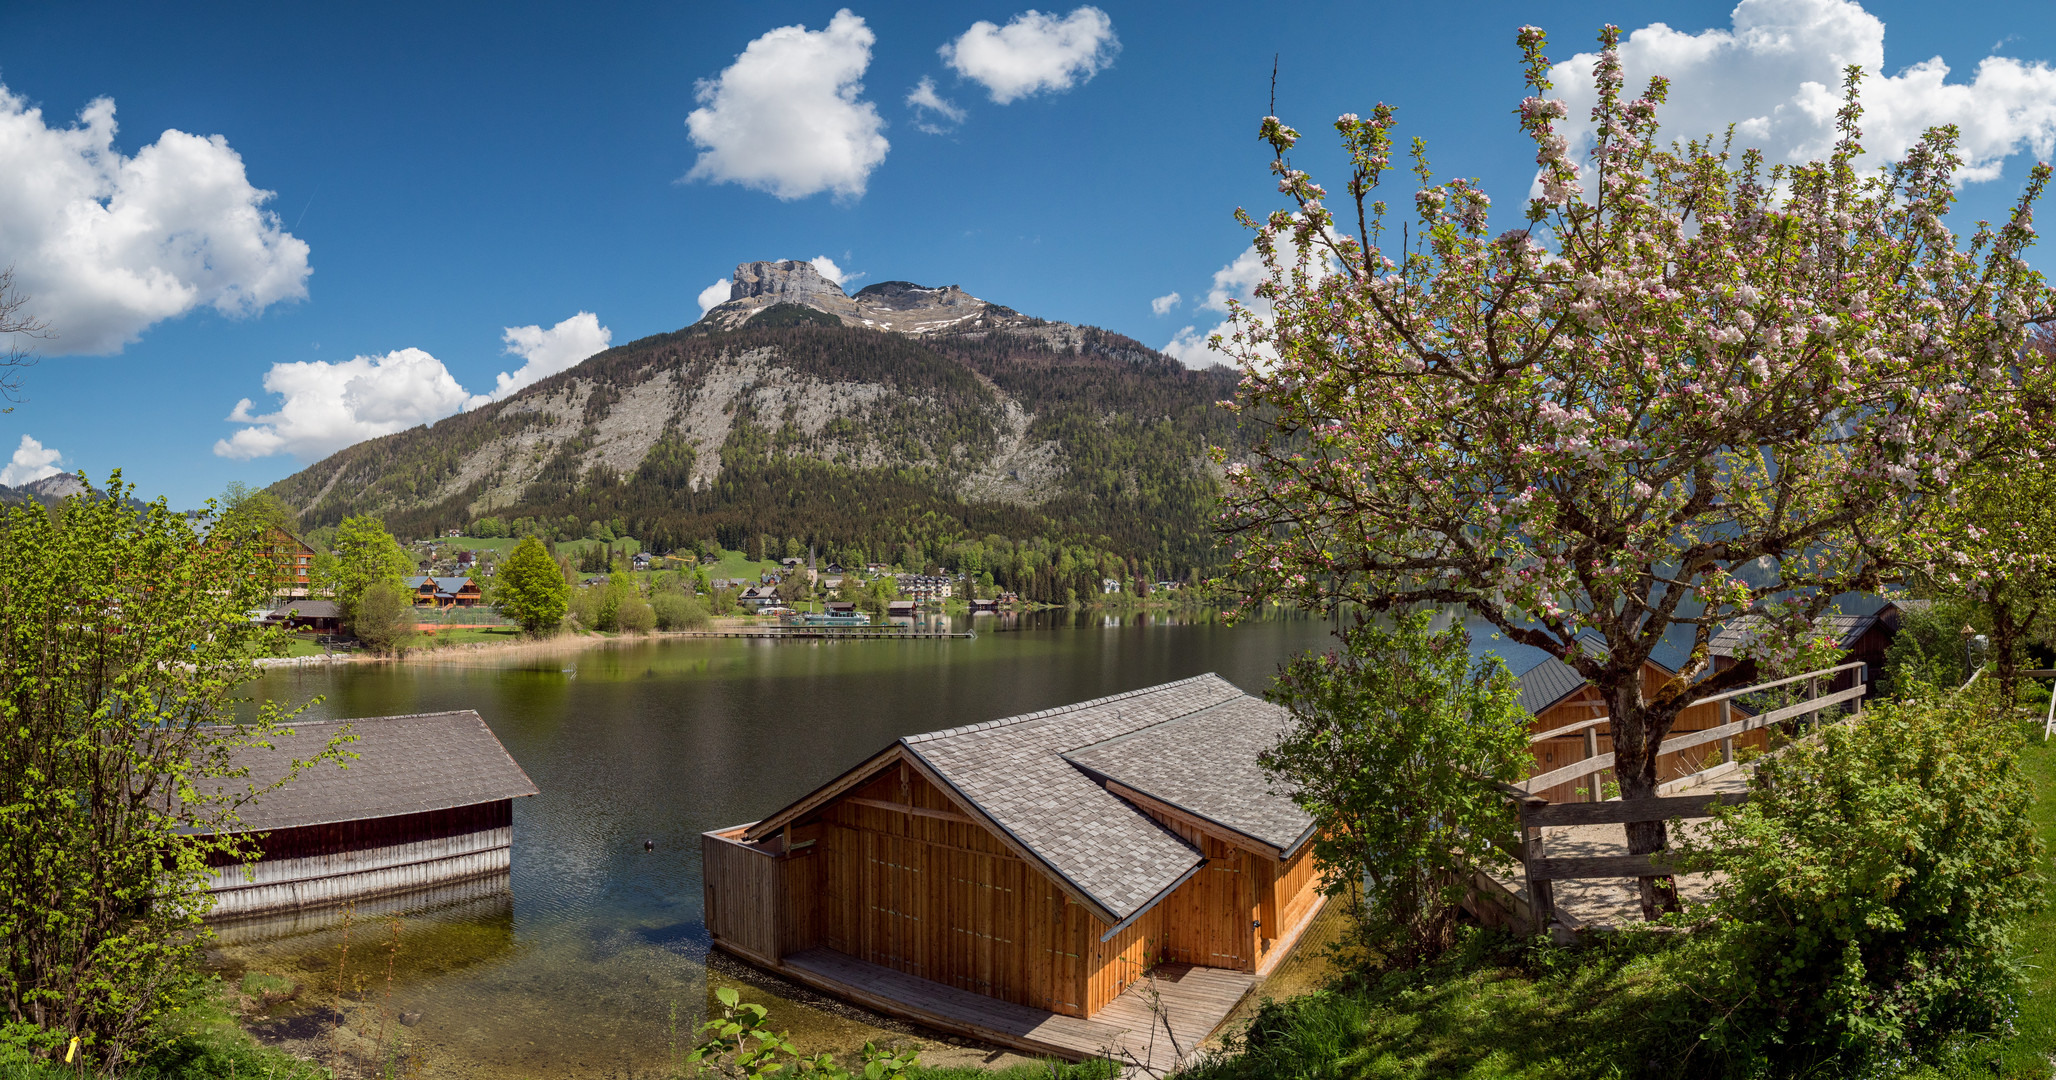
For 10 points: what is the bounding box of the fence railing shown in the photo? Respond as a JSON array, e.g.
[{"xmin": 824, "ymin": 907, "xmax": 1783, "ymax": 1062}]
[
  {"xmin": 1518, "ymin": 661, "xmax": 1868, "ymax": 799},
  {"xmin": 1498, "ymin": 660, "xmax": 1869, "ymax": 936}
]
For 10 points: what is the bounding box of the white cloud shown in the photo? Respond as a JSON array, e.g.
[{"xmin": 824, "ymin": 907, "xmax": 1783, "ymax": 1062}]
[
  {"xmin": 1162, "ymin": 228, "xmax": 1338, "ymax": 369},
  {"xmin": 0, "ymin": 84, "xmax": 310, "ymax": 355},
  {"xmin": 941, "ymin": 7, "xmax": 1119, "ymax": 105},
  {"xmin": 214, "ymin": 348, "xmax": 470, "ymax": 461},
  {"xmin": 1150, "ymin": 291, "xmax": 1182, "ymax": 315},
  {"xmin": 685, "ymin": 10, "xmax": 890, "ymax": 200},
  {"xmin": 697, "ymin": 277, "xmax": 734, "ymax": 316},
  {"xmin": 907, "ymin": 76, "xmax": 967, "ymax": 133},
  {"xmin": 0, "ymin": 434, "xmax": 63, "ymax": 486},
  {"xmin": 1547, "ymin": 0, "xmax": 2056, "ymax": 183},
  {"xmin": 465, "ymin": 312, "xmax": 610, "ymax": 408},
  {"xmin": 1162, "ymin": 325, "xmax": 1235, "ymax": 368},
  {"xmin": 809, "ymin": 255, "xmax": 855, "ymax": 287}
]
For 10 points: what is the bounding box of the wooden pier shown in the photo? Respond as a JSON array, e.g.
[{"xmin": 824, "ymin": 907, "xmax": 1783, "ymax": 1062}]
[{"xmin": 668, "ymin": 627, "xmax": 974, "ymax": 640}]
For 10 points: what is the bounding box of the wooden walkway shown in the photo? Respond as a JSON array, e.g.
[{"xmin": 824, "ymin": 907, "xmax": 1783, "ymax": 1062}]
[
  {"xmin": 779, "ymin": 948, "xmax": 1254, "ymax": 1076},
  {"xmin": 1472, "ymin": 764, "xmax": 1749, "ymax": 933}
]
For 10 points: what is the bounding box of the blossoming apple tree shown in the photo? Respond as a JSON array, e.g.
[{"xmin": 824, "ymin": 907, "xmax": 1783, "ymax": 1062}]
[{"xmin": 1215, "ymin": 25, "xmax": 2056, "ymax": 916}]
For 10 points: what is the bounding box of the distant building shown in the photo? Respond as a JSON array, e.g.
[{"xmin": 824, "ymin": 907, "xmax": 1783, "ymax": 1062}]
[
  {"xmin": 894, "ymin": 574, "xmax": 953, "ymax": 601},
  {"xmin": 269, "ymin": 599, "xmax": 342, "ymax": 633},
  {"xmin": 739, "ymin": 585, "xmax": 782, "ymax": 610},
  {"xmin": 1101, "ymin": 578, "xmax": 1122, "ymax": 594},
  {"xmin": 260, "ymin": 527, "xmax": 317, "ymax": 600},
  {"xmin": 404, "ymin": 575, "xmax": 482, "ymax": 607}
]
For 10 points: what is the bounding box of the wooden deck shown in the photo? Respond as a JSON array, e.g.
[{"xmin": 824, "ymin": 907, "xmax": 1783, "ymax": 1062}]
[{"xmin": 775, "ymin": 948, "xmax": 1254, "ymax": 1076}]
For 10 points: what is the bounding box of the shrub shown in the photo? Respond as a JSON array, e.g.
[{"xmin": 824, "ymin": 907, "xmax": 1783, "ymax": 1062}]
[
  {"xmin": 351, "ymin": 581, "xmax": 416, "ymax": 653},
  {"xmin": 1260, "ymin": 610, "xmax": 1531, "ymax": 967},
  {"xmin": 615, "ymin": 596, "xmax": 655, "ymax": 634},
  {"xmin": 653, "ymin": 591, "xmax": 709, "ymax": 631},
  {"xmin": 1675, "ymin": 682, "xmax": 2043, "ymax": 1073},
  {"xmin": 1879, "ymin": 598, "xmax": 1980, "ymax": 699}
]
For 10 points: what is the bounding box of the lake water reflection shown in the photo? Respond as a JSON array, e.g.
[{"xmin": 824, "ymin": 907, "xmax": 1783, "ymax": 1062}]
[{"xmin": 219, "ymin": 610, "xmax": 1337, "ymax": 1078}]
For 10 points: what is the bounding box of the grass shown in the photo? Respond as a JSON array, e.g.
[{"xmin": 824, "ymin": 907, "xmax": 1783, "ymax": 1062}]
[
  {"xmin": 1993, "ymin": 724, "xmax": 2056, "ymax": 1076},
  {"xmin": 412, "ymin": 626, "xmax": 524, "ymax": 648}
]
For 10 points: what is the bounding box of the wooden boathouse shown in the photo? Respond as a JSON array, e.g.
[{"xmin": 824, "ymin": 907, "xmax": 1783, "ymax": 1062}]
[
  {"xmin": 195, "ymin": 711, "xmax": 538, "ymax": 918},
  {"xmin": 702, "ymin": 674, "xmax": 1326, "ymax": 1071}
]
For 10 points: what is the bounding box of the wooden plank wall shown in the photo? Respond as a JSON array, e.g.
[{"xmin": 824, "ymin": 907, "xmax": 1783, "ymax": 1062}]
[
  {"xmin": 815, "ymin": 767, "xmax": 1094, "ymax": 1017},
  {"xmin": 703, "ymin": 828, "xmax": 784, "ymax": 965},
  {"xmin": 207, "ymin": 801, "xmax": 511, "ymax": 865},
  {"xmin": 1526, "ymin": 664, "xmax": 1771, "ymax": 803},
  {"xmin": 1272, "ymin": 842, "xmax": 1321, "ymax": 938},
  {"xmin": 203, "ymin": 801, "xmax": 517, "ymax": 917}
]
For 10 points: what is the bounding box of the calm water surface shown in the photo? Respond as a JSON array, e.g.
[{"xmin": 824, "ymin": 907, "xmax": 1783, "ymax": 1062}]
[{"xmin": 217, "ymin": 611, "xmax": 1336, "ymax": 1078}]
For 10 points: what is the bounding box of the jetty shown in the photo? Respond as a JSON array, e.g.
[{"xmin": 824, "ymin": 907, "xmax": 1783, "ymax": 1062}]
[{"xmin": 669, "ymin": 627, "xmax": 974, "ymax": 640}]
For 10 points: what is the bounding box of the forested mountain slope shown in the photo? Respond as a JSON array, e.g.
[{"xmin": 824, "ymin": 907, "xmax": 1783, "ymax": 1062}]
[{"xmin": 266, "ymin": 267, "xmax": 1248, "ymax": 597}]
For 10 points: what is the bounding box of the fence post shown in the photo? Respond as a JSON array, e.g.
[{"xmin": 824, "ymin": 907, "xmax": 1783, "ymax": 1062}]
[
  {"xmin": 1519, "ymin": 797, "xmax": 1554, "ymax": 937},
  {"xmin": 1720, "ymin": 699, "xmax": 1734, "ymax": 764},
  {"xmin": 1583, "ymin": 727, "xmax": 1600, "ymax": 802}
]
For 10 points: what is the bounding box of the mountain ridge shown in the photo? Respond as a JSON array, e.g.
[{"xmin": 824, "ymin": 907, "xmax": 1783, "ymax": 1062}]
[{"xmin": 265, "ymin": 262, "xmax": 1244, "ymax": 597}]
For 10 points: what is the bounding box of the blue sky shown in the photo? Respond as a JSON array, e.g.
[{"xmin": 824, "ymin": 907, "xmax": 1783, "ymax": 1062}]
[{"xmin": 1, "ymin": 0, "xmax": 2053, "ymax": 508}]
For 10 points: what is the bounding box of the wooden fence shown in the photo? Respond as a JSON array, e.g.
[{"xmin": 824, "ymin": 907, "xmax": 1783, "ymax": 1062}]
[{"xmin": 1500, "ymin": 661, "xmax": 1868, "ymax": 936}]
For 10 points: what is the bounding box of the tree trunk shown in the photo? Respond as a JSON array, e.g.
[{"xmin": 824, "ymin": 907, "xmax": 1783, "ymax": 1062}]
[
  {"xmin": 1988, "ymin": 598, "xmax": 2036, "ymax": 706},
  {"xmin": 1609, "ymin": 681, "xmax": 1681, "ymax": 920}
]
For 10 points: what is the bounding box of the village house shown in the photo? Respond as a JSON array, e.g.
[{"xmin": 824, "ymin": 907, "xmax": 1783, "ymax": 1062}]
[
  {"xmin": 702, "ymin": 675, "xmax": 1324, "ymax": 1067},
  {"xmin": 190, "ymin": 711, "xmax": 538, "ymax": 918},
  {"xmin": 895, "ymin": 574, "xmax": 954, "ymax": 601},
  {"xmin": 269, "ymin": 599, "xmax": 342, "ymax": 634},
  {"xmin": 260, "ymin": 527, "xmax": 317, "ymax": 599},
  {"xmin": 404, "ymin": 575, "xmax": 483, "ymax": 608},
  {"xmin": 1101, "ymin": 578, "xmax": 1121, "ymax": 595},
  {"xmin": 739, "ymin": 584, "xmax": 782, "ymax": 610}
]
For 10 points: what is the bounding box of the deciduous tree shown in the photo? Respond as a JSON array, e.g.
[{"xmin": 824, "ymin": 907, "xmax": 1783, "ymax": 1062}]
[
  {"xmin": 1924, "ymin": 450, "xmax": 2056, "ymax": 702},
  {"xmin": 0, "ymin": 477, "xmax": 344, "ymax": 1068},
  {"xmin": 315, "ymin": 515, "xmax": 413, "ymax": 633},
  {"xmin": 493, "ymin": 536, "xmax": 569, "ymax": 635},
  {"xmin": 1218, "ymin": 26, "xmax": 2056, "ymax": 916}
]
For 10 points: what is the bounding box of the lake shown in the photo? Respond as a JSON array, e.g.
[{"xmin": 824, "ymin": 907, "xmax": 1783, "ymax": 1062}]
[{"xmin": 216, "ymin": 610, "xmax": 1339, "ymax": 1079}]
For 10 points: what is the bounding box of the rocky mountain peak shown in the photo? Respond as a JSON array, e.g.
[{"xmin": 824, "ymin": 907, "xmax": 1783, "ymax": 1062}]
[
  {"xmin": 727, "ymin": 260, "xmax": 859, "ymax": 317},
  {"xmin": 698, "ymin": 260, "xmax": 1041, "ymax": 337}
]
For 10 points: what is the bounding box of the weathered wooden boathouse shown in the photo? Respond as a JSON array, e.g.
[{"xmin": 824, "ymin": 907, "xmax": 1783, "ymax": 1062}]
[
  {"xmin": 195, "ymin": 711, "xmax": 538, "ymax": 918},
  {"xmin": 703, "ymin": 675, "xmax": 1325, "ymax": 1068}
]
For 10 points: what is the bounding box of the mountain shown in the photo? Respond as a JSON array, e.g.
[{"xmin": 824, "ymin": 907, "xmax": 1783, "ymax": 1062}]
[
  {"xmin": 266, "ymin": 261, "xmax": 1248, "ymax": 601},
  {"xmin": 0, "ymin": 472, "xmax": 109, "ymax": 508}
]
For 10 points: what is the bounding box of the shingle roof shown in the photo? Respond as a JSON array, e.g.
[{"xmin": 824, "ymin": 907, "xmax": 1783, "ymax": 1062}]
[
  {"xmin": 1512, "ymin": 636, "xmax": 1623, "ymax": 716},
  {"xmin": 1516, "ymin": 656, "xmax": 1591, "ymax": 716},
  {"xmin": 272, "ymin": 600, "xmax": 339, "ymax": 618},
  {"xmin": 901, "ymin": 674, "xmax": 1247, "ymax": 922},
  {"xmin": 1062, "ymin": 694, "xmax": 1311, "ymax": 855},
  {"xmin": 1708, "ymin": 612, "xmax": 1882, "ymax": 658},
  {"xmin": 193, "ymin": 711, "xmax": 537, "ymax": 833}
]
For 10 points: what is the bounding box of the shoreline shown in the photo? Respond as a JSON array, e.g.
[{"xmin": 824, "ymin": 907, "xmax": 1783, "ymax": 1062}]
[{"xmin": 253, "ymin": 600, "xmax": 1228, "ymax": 671}]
